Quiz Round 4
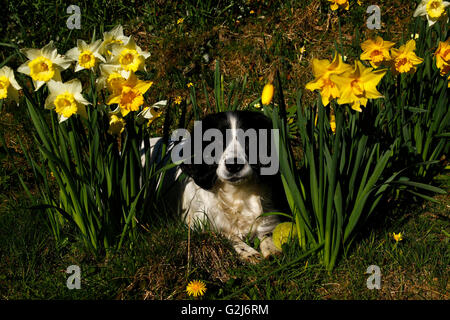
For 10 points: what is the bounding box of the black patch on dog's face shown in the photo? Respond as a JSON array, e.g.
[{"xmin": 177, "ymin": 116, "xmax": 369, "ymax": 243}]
[
  {"xmin": 180, "ymin": 112, "xmax": 228, "ymax": 190},
  {"xmin": 180, "ymin": 111, "xmax": 276, "ymax": 190},
  {"xmin": 232, "ymin": 111, "xmax": 275, "ymax": 180}
]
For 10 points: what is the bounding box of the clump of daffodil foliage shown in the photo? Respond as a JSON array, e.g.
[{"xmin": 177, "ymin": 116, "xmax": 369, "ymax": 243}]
[
  {"xmin": 1, "ymin": 25, "xmax": 169, "ymax": 253},
  {"xmin": 265, "ymin": 3, "xmax": 448, "ymax": 271}
]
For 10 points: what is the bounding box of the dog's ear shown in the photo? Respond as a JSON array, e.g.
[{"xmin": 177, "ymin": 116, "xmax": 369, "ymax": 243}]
[
  {"xmin": 237, "ymin": 111, "xmax": 278, "ymax": 178},
  {"xmin": 180, "ymin": 163, "xmax": 217, "ymax": 190},
  {"xmin": 179, "ymin": 112, "xmax": 229, "ymax": 190}
]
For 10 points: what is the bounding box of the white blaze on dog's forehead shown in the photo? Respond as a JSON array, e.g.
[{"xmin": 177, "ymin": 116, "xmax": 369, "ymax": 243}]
[
  {"xmin": 223, "ymin": 113, "xmax": 246, "ymax": 163},
  {"xmin": 228, "ymin": 113, "xmax": 238, "ymax": 140}
]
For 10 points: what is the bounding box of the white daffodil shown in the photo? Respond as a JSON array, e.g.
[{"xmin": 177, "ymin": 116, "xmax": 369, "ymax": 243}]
[
  {"xmin": 99, "ymin": 25, "xmax": 130, "ymax": 58},
  {"xmin": 109, "ymin": 37, "xmax": 150, "ymax": 78},
  {"xmin": 413, "ymin": 0, "xmax": 450, "ymax": 26},
  {"xmin": 136, "ymin": 100, "xmax": 166, "ymax": 126},
  {"xmin": 45, "ymin": 79, "xmax": 90, "ymax": 123},
  {"xmin": 96, "ymin": 63, "xmax": 128, "ymax": 94},
  {"xmin": 65, "ymin": 39, "xmax": 106, "ymax": 72},
  {"xmin": 17, "ymin": 41, "xmax": 71, "ymax": 91},
  {"xmin": 0, "ymin": 66, "xmax": 22, "ymax": 105}
]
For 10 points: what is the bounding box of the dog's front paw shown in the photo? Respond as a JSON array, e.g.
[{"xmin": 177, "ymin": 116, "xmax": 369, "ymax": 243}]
[
  {"xmin": 233, "ymin": 241, "xmax": 263, "ymax": 264},
  {"xmin": 260, "ymin": 237, "xmax": 281, "ymax": 259}
]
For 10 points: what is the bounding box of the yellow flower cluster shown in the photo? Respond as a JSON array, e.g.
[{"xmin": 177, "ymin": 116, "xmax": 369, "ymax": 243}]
[
  {"xmin": 305, "ymin": 37, "xmax": 431, "ymax": 112},
  {"xmin": 4, "ymin": 25, "xmax": 162, "ymax": 135},
  {"xmin": 361, "ymin": 38, "xmax": 424, "ymax": 75},
  {"xmin": 306, "ymin": 52, "xmax": 386, "ymax": 112}
]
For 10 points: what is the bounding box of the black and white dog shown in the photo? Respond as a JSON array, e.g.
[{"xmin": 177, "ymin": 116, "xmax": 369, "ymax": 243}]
[{"xmin": 145, "ymin": 111, "xmax": 285, "ymax": 263}]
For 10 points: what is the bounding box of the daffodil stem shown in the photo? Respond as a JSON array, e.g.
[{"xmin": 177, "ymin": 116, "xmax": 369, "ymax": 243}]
[{"xmin": 337, "ymin": 15, "xmax": 344, "ymax": 57}]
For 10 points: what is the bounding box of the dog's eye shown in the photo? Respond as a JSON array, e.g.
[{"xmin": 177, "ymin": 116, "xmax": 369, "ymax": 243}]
[{"xmin": 244, "ymin": 136, "xmax": 251, "ymax": 154}]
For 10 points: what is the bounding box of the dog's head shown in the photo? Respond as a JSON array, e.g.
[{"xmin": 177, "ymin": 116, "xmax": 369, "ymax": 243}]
[{"xmin": 179, "ymin": 111, "xmax": 278, "ymax": 190}]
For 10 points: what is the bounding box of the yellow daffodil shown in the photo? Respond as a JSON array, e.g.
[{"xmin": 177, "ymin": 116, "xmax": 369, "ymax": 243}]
[
  {"xmin": 17, "ymin": 41, "xmax": 71, "ymax": 91},
  {"xmin": 0, "ymin": 66, "xmax": 22, "ymax": 105},
  {"xmin": 108, "ymin": 114, "xmax": 126, "ymax": 135},
  {"xmin": 330, "ymin": 114, "xmax": 336, "ymax": 133},
  {"xmin": 357, "ymin": 0, "xmax": 362, "ymax": 5},
  {"xmin": 360, "ymin": 36, "xmax": 396, "ymax": 68},
  {"xmin": 393, "ymin": 232, "xmax": 403, "ymax": 242},
  {"xmin": 44, "ymin": 79, "xmax": 90, "ymax": 123},
  {"xmin": 187, "ymin": 82, "xmax": 194, "ymax": 88},
  {"xmin": 305, "ymin": 53, "xmax": 352, "ymax": 106},
  {"xmin": 413, "ymin": 0, "xmax": 450, "ymax": 26},
  {"xmin": 96, "ymin": 64, "xmax": 128, "ymax": 94},
  {"xmin": 435, "ymin": 38, "xmax": 450, "ymax": 76},
  {"xmin": 177, "ymin": 18, "xmax": 184, "ymax": 24},
  {"xmin": 328, "ymin": 0, "xmax": 350, "ymax": 11},
  {"xmin": 331, "ymin": 61, "xmax": 386, "ymax": 112},
  {"xmin": 186, "ymin": 280, "xmax": 207, "ymax": 297},
  {"xmin": 261, "ymin": 83, "xmax": 274, "ymax": 105},
  {"xmin": 65, "ymin": 39, "xmax": 106, "ymax": 72},
  {"xmin": 174, "ymin": 96, "xmax": 182, "ymax": 105},
  {"xmin": 110, "ymin": 37, "xmax": 150, "ymax": 77},
  {"xmin": 99, "ymin": 25, "xmax": 130, "ymax": 58},
  {"xmin": 390, "ymin": 40, "xmax": 424, "ymax": 74},
  {"xmin": 136, "ymin": 100, "xmax": 166, "ymax": 126},
  {"xmin": 106, "ymin": 73, "xmax": 153, "ymax": 115}
]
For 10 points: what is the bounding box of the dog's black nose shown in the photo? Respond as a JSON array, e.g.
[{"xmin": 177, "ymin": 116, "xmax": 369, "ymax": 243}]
[{"xmin": 225, "ymin": 159, "xmax": 244, "ymax": 173}]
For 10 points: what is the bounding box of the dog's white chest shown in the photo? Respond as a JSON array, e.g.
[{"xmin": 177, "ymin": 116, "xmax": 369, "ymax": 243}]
[{"xmin": 182, "ymin": 179, "xmax": 270, "ymax": 239}]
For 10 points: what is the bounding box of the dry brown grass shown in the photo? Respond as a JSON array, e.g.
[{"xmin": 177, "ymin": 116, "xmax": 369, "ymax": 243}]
[{"xmin": 117, "ymin": 229, "xmax": 240, "ymax": 300}]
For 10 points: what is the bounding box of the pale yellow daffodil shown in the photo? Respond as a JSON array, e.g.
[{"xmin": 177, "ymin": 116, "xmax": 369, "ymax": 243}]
[
  {"xmin": 109, "ymin": 37, "xmax": 150, "ymax": 78},
  {"xmin": 413, "ymin": 0, "xmax": 450, "ymax": 26},
  {"xmin": 0, "ymin": 66, "xmax": 22, "ymax": 105},
  {"xmin": 136, "ymin": 100, "xmax": 166, "ymax": 126},
  {"xmin": 99, "ymin": 25, "xmax": 130, "ymax": 58},
  {"xmin": 17, "ymin": 41, "xmax": 71, "ymax": 91},
  {"xmin": 65, "ymin": 39, "xmax": 106, "ymax": 72},
  {"xmin": 96, "ymin": 64, "xmax": 129, "ymax": 94},
  {"xmin": 44, "ymin": 79, "xmax": 90, "ymax": 123}
]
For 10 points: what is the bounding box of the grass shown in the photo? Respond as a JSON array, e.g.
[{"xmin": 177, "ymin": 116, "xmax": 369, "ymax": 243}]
[
  {"xmin": 1, "ymin": 176, "xmax": 448, "ymax": 299},
  {"xmin": 0, "ymin": 0, "xmax": 449, "ymax": 299}
]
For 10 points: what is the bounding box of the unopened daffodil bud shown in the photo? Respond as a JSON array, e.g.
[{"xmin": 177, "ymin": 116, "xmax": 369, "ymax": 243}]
[{"xmin": 261, "ymin": 82, "xmax": 274, "ymax": 105}]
